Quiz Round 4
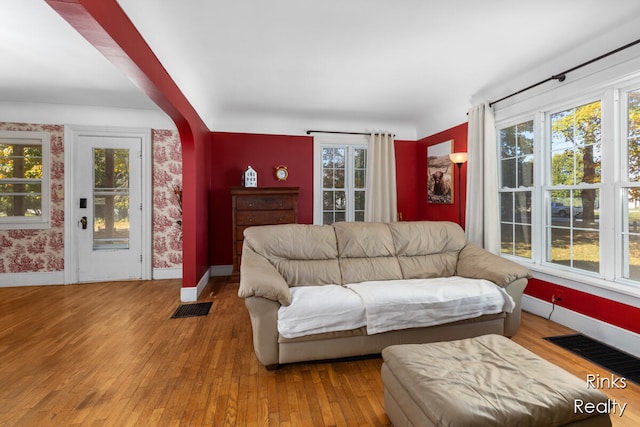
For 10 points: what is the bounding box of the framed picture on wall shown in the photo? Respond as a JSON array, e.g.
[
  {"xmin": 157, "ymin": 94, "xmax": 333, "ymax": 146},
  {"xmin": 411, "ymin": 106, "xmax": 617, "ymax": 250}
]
[{"xmin": 427, "ymin": 140, "xmax": 453, "ymax": 204}]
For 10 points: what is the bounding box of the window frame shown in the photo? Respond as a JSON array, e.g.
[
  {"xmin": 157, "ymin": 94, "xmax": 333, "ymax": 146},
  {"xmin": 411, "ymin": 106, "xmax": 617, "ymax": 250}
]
[
  {"xmin": 618, "ymin": 85, "xmax": 640, "ymax": 285},
  {"xmin": 542, "ymin": 98, "xmax": 604, "ymax": 277},
  {"xmin": 0, "ymin": 130, "xmax": 51, "ymax": 229},
  {"xmin": 498, "ymin": 117, "xmax": 536, "ymax": 260},
  {"xmin": 313, "ymin": 135, "xmax": 368, "ymax": 225},
  {"xmin": 495, "ymin": 75, "xmax": 640, "ymax": 293}
]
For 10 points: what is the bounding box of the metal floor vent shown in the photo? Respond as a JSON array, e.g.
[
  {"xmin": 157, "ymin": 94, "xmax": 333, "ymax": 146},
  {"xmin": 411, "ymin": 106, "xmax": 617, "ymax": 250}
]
[
  {"xmin": 171, "ymin": 302, "xmax": 213, "ymax": 319},
  {"xmin": 545, "ymin": 333, "xmax": 640, "ymax": 385}
]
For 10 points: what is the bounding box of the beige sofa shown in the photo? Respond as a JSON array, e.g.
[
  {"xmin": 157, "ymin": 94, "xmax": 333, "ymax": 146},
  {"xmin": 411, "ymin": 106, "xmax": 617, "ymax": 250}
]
[{"xmin": 238, "ymin": 221, "xmax": 531, "ymax": 369}]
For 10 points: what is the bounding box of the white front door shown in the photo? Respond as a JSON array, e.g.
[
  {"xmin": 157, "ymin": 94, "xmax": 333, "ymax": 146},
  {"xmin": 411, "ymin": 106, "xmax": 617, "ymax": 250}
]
[{"xmin": 75, "ymin": 135, "xmax": 142, "ymax": 282}]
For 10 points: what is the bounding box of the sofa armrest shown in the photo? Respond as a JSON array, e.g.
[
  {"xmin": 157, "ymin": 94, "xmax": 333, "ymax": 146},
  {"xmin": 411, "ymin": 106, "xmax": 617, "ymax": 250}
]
[
  {"xmin": 457, "ymin": 243, "xmax": 532, "ymax": 287},
  {"xmin": 244, "ymin": 296, "xmax": 281, "ymax": 369},
  {"xmin": 238, "ymin": 246, "xmax": 291, "ymax": 306}
]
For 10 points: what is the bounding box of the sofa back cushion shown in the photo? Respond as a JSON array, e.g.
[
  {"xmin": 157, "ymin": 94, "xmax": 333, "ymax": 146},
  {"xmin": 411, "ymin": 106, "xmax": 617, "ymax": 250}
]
[
  {"xmin": 333, "ymin": 222, "xmax": 403, "ymax": 284},
  {"xmin": 388, "ymin": 221, "xmax": 465, "ymax": 278},
  {"xmin": 243, "ymin": 224, "xmax": 342, "ymax": 286}
]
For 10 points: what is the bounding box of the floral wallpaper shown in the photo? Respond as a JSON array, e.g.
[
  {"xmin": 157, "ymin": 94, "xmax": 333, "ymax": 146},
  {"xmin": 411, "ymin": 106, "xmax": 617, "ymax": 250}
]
[
  {"xmin": 0, "ymin": 122, "xmax": 183, "ymax": 276},
  {"xmin": 0, "ymin": 122, "xmax": 65, "ymax": 273},
  {"xmin": 152, "ymin": 129, "xmax": 183, "ymax": 269}
]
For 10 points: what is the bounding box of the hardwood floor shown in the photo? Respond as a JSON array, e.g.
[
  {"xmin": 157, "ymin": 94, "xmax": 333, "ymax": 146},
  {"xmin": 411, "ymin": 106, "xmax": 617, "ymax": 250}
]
[{"xmin": 0, "ymin": 276, "xmax": 638, "ymax": 426}]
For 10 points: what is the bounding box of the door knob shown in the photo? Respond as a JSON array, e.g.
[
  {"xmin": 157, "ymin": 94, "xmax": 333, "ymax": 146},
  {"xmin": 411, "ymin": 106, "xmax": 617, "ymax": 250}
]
[{"xmin": 80, "ymin": 216, "xmax": 88, "ymax": 229}]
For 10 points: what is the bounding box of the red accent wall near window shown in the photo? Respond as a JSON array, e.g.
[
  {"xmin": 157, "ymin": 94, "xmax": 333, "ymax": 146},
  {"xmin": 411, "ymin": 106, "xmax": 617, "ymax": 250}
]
[
  {"xmin": 209, "ymin": 132, "xmax": 419, "ymax": 265},
  {"xmin": 417, "ymin": 123, "xmax": 468, "ymax": 225},
  {"xmin": 525, "ymin": 278, "xmax": 640, "ymax": 334},
  {"xmin": 210, "ymin": 132, "xmax": 313, "ymax": 266},
  {"xmin": 395, "ymin": 140, "xmax": 419, "ymax": 221}
]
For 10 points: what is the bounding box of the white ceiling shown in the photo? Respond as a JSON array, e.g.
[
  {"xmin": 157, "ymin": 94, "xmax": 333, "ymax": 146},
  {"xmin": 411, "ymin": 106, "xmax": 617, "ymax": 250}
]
[{"xmin": 2, "ymin": 0, "xmax": 640, "ymax": 139}]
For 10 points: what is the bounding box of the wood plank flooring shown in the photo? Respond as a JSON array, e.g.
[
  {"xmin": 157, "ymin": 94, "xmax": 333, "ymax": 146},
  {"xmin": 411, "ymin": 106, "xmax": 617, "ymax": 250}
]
[{"xmin": 0, "ymin": 276, "xmax": 638, "ymax": 426}]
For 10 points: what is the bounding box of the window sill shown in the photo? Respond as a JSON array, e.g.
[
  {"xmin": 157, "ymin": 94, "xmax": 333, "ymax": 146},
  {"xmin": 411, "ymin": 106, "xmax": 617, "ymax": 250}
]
[
  {"xmin": 518, "ymin": 261, "xmax": 640, "ymax": 307},
  {"xmin": 0, "ymin": 220, "xmax": 51, "ymax": 230}
]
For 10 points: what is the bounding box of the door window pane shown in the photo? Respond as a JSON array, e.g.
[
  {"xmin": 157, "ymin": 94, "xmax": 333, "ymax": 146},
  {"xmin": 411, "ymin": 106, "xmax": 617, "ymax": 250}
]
[{"xmin": 93, "ymin": 148, "xmax": 130, "ymax": 250}]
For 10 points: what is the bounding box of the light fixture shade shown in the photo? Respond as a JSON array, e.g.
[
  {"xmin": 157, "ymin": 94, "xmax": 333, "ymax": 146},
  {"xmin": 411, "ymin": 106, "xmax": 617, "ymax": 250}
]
[{"xmin": 449, "ymin": 152, "xmax": 468, "ymax": 164}]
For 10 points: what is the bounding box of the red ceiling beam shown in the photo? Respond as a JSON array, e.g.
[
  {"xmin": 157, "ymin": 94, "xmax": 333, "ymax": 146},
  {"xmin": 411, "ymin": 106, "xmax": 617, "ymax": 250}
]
[{"xmin": 45, "ymin": 0, "xmax": 212, "ymax": 290}]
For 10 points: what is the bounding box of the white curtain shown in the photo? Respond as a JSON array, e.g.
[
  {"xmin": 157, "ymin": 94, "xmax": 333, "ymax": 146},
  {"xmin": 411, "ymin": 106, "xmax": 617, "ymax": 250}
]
[
  {"xmin": 365, "ymin": 132, "xmax": 397, "ymax": 222},
  {"xmin": 465, "ymin": 103, "xmax": 500, "ymax": 253}
]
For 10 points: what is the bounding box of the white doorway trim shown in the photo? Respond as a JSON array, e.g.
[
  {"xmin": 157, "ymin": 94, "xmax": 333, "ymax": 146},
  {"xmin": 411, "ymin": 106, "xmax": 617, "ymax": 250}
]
[{"xmin": 64, "ymin": 125, "xmax": 152, "ymax": 284}]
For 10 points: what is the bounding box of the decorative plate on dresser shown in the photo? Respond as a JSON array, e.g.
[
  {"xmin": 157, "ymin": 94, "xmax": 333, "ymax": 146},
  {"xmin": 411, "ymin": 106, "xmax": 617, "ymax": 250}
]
[{"xmin": 230, "ymin": 187, "xmax": 299, "ymax": 274}]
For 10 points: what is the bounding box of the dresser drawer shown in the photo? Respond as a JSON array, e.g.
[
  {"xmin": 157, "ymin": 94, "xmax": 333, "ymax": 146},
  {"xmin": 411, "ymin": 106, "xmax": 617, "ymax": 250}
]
[
  {"xmin": 236, "ymin": 210, "xmax": 296, "ymax": 226},
  {"xmin": 236, "ymin": 196, "xmax": 296, "ymax": 211}
]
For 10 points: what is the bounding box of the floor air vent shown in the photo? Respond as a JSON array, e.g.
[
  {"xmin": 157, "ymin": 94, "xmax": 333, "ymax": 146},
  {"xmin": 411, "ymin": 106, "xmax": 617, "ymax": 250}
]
[
  {"xmin": 544, "ymin": 333, "xmax": 639, "ymax": 385},
  {"xmin": 171, "ymin": 302, "xmax": 213, "ymax": 319}
]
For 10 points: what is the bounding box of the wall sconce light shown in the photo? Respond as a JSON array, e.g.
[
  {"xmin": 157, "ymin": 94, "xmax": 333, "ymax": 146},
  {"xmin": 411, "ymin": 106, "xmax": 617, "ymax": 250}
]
[{"xmin": 449, "ymin": 152, "xmax": 468, "ymax": 226}]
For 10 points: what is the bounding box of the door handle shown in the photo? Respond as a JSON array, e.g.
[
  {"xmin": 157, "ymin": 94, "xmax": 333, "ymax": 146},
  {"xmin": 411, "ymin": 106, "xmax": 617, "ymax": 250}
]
[{"xmin": 80, "ymin": 216, "xmax": 88, "ymax": 229}]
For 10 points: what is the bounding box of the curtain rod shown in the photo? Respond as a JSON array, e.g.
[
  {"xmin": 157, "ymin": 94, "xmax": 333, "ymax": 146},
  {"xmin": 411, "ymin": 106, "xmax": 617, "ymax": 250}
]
[
  {"xmin": 489, "ymin": 37, "xmax": 640, "ymax": 108},
  {"xmin": 306, "ymin": 130, "xmax": 395, "ymax": 137}
]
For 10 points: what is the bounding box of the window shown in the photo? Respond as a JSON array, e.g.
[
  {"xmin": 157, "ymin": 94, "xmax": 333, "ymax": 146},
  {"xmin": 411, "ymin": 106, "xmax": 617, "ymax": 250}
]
[
  {"xmin": 495, "ymin": 72, "xmax": 640, "ymax": 289},
  {"xmin": 314, "ymin": 136, "xmax": 367, "ymax": 224},
  {"xmin": 623, "ymin": 89, "xmax": 640, "ymax": 281},
  {"xmin": 499, "ymin": 120, "xmax": 534, "ymax": 258},
  {"xmin": 547, "ymin": 100, "xmax": 601, "ymax": 273},
  {"xmin": 0, "ymin": 131, "xmax": 50, "ymax": 229}
]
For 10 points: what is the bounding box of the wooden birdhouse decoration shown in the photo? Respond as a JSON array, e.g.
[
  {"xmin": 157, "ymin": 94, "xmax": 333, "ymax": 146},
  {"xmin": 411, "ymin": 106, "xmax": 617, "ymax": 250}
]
[{"xmin": 243, "ymin": 165, "xmax": 257, "ymax": 187}]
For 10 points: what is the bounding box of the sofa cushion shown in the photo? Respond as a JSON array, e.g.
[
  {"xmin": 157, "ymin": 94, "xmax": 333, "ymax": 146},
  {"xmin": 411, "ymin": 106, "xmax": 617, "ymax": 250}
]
[
  {"xmin": 243, "ymin": 224, "xmax": 342, "ymax": 286},
  {"xmin": 388, "ymin": 221, "xmax": 465, "ymax": 279},
  {"xmin": 277, "ymin": 285, "xmax": 367, "ymax": 338},
  {"xmin": 333, "ymin": 222, "xmax": 402, "ymax": 284}
]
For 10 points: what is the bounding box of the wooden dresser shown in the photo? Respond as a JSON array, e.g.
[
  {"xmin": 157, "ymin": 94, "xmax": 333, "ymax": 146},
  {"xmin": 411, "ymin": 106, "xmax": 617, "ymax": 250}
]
[{"xmin": 231, "ymin": 187, "xmax": 299, "ymax": 274}]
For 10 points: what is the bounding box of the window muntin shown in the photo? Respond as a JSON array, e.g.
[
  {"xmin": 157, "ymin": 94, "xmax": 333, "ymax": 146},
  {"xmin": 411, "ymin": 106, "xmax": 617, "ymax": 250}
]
[
  {"xmin": 315, "ymin": 139, "xmax": 367, "ymax": 225},
  {"xmin": 0, "ymin": 131, "xmax": 50, "ymax": 228},
  {"xmin": 499, "ymin": 120, "xmax": 533, "ymax": 258}
]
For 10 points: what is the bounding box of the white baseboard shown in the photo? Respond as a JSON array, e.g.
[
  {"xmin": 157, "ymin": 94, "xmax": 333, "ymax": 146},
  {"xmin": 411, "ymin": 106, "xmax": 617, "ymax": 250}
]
[
  {"xmin": 153, "ymin": 267, "xmax": 182, "ymax": 280},
  {"xmin": 522, "ymin": 294, "xmax": 640, "ymax": 357},
  {"xmin": 210, "ymin": 265, "xmax": 233, "ymax": 277},
  {"xmin": 0, "ymin": 271, "xmax": 65, "ymax": 287},
  {"xmin": 180, "ymin": 268, "xmax": 211, "ymax": 302}
]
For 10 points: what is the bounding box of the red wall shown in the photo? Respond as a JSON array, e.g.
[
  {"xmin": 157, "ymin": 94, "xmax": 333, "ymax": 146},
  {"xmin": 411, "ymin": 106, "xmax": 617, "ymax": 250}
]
[
  {"xmin": 395, "ymin": 140, "xmax": 419, "ymax": 221},
  {"xmin": 209, "ymin": 132, "xmax": 419, "ymax": 265},
  {"xmin": 526, "ymin": 278, "xmax": 640, "ymax": 335},
  {"xmin": 417, "ymin": 123, "xmax": 468, "ymax": 226},
  {"xmin": 210, "ymin": 132, "xmax": 314, "ymax": 265}
]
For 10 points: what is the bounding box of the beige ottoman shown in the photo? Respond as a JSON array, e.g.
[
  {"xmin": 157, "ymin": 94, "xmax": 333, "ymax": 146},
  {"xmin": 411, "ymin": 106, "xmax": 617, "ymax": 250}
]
[{"xmin": 381, "ymin": 335, "xmax": 612, "ymax": 427}]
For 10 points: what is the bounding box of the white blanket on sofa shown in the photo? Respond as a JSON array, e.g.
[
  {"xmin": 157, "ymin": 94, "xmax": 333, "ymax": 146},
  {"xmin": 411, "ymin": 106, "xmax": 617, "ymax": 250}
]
[
  {"xmin": 278, "ymin": 284, "xmax": 367, "ymax": 339},
  {"xmin": 277, "ymin": 277, "xmax": 515, "ymax": 338},
  {"xmin": 346, "ymin": 277, "xmax": 515, "ymax": 335}
]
